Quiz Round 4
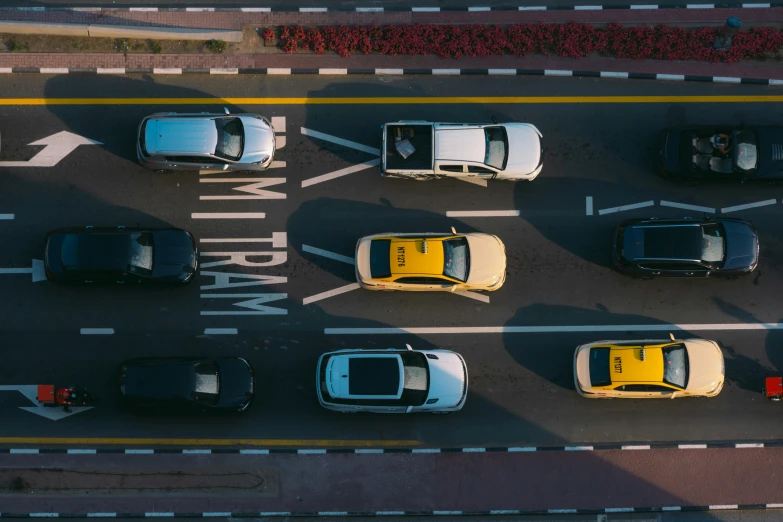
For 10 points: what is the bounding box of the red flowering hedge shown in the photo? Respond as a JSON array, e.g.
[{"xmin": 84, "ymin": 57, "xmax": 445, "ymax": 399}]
[{"xmin": 270, "ymin": 22, "xmax": 783, "ymax": 63}]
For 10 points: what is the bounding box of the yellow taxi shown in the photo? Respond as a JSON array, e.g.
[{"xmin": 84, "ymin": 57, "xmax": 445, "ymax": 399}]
[
  {"xmin": 573, "ymin": 335, "xmax": 724, "ymax": 399},
  {"xmin": 355, "ymin": 228, "xmax": 506, "ymax": 292}
]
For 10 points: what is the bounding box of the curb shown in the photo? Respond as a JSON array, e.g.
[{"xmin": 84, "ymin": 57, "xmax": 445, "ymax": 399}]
[
  {"xmin": 0, "ymin": 441, "xmax": 773, "ymax": 453},
  {"xmin": 0, "ymin": 4, "xmax": 780, "ymax": 11},
  {"xmin": 1, "ymin": 67, "xmax": 782, "ymax": 84},
  {"xmin": 0, "ymin": 506, "xmax": 778, "ymax": 517}
]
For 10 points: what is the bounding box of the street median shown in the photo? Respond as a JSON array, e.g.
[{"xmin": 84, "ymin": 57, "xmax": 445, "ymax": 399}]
[{"xmin": 0, "ymin": 20, "xmax": 242, "ymax": 42}]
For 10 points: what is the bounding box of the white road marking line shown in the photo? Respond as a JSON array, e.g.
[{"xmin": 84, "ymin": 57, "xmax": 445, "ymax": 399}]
[
  {"xmin": 240, "ymin": 7, "xmax": 271, "ymax": 11},
  {"xmin": 203, "ymin": 328, "xmax": 238, "ymax": 335},
  {"xmin": 40, "ymin": 68, "xmax": 69, "ymax": 74},
  {"xmin": 11, "ymin": 449, "xmax": 39, "ymax": 454},
  {"xmin": 630, "ymin": 4, "xmax": 658, "ymax": 7},
  {"xmin": 662, "ymin": 507, "xmax": 683, "ymax": 511},
  {"xmin": 239, "ymin": 449, "xmax": 269, "ymax": 454},
  {"xmin": 267, "ymin": 68, "xmax": 291, "ymax": 75},
  {"xmin": 125, "ymin": 449, "xmax": 154, "ymax": 454},
  {"xmin": 412, "ymin": 6, "xmax": 440, "ymax": 10},
  {"xmin": 271, "ymin": 116, "xmax": 286, "ymax": 134},
  {"xmin": 301, "ymin": 159, "xmax": 380, "ymax": 188},
  {"xmin": 743, "ymin": 2, "xmax": 771, "ymax": 6},
  {"xmin": 302, "ymin": 245, "xmax": 356, "ymax": 265},
  {"xmin": 375, "ymin": 69, "xmax": 404, "ymax": 75},
  {"xmin": 201, "ymin": 236, "xmax": 287, "ymax": 245},
  {"xmin": 491, "ymin": 511, "xmax": 522, "ymax": 515},
  {"xmin": 80, "ymin": 328, "xmax": 114, "ymax": 335},
  {"xmin": 565, "ymin": 445, "xmax": 593, "ymax": 451},
  {"xmin": 376, "ymin": 512, "xmax": 406, "ymax": 516},
  {"xmin": 319, "ymin": 68, "xmax": 348, "ymax": 75},
  {"xmin": 767, "ymin": 504, "xmax": 783, "ymax": 508},
  {"xmin": 605, "ymin": 508, "xmax": 634, "ymax": 513},
  {"xmin": 300, "ymin": 128, "xmax": 380, "ymax": 155},
  {"xmin": 87, "ymin": 513, "xmax": 117, "ymax": 517},
  {"xmin": 621, "ymin": 445, "xmax": 651, "ymax": 450},
  {"xmin": 518, "ymin": 5, "xmax": 547, "ymax": 9},
  {"xmin": 412, "ymin": 448, "xmax": 441, "ymax": 453},
  {"xmin": 458, "ymin": 177, "xmax": 488, "ymax": 187},
  {"xmin": 770, "ymin": 80, "xmax": 783, "ymax": 86},
  {"xmin": 28, "ymin": 514, "xmax": 59, "ymax": 517},
  {"xmin": 597, "ymin": 200, "xmax": 654, "ymax": 215},
  {"xmin": 182, "ymin": 449, "xmax": 212, "ymax": 454},
  {"xmin": 656, "ymin": 74, "xmax": 686, "ymax": 81},
  {"xmin": 574, "ymin": 4, "xmax": 602, "ymax": 8},
  {"xmin": 713, "ymin": 77, "xmax": 742, "ymax": 83},
  {"xmin": 209, "ymin": 68, "xmax": 238, "ymax": 75},
  {"xmin": 586, "ymin": 196, "xmax": 593, "ymax": 216},
  {"xmin": 298, "ymin": 449, "xmax": 327, "ymax": 454},
  {"xmin": 659, "ymin": 200, "xmax": 715, "ymax": 213},
  {"xmin": 736, "ymin": 443, "xmax": 764, "ymax": 448},
  {"xmin": 0, "ymin": 267, "xmax": 30, "ymax": 274},
  {"xmin": 488, "ymin": 69, "xmax": 517, "ymax": 75},
  {"xmin": 356, "ymin": 7, "xmax": 384, "ymax": 11},
  {"xmin": 152, "ymin": 68, "xmax": 182, "ymax": 75},
  {"xmin": 191, "ymin": 213, "xmax": 265, "ymax": 219},
  {"xmin": 303, "ymin": 283, "xmax": 361, "ymax": 305},
  {"xmin": 710, "ymin": 505, "xmax": 739, "ymax": 510},
  {"xmin": 545, "ymin": 70, "xmax": 573, "ymax": 76},
  {"xmin": 600, "ymin": 72, "xmax": 629, "ymax": 78},
  {"xmin": 97, "ymin": 68, "xmax": 126, "ymax": 74},
  {"xmin": 508, "ymin": 447, "xmax": 537, "ymax": 452},
  {"xmin": 325, "ymin": 322, "xmax": 783, "ymax": 335},
  {"xmin": 455, "ymin": 291, "xmax": 490, "ymax": 303},
  {"xmin": 721, "ymin": 199, "xmax": 777, "ymax": 213},
  {"xmin": 446, "ymin": 210, "xmax": 519, "ymax": 217},
  {"xmin": 548, "ymin": 509, "xmax": 578, "ymax": 514},
  {"xmin": 433, "ymin": 69, "xmax": 461, "ymax": 75},
  {"xmin": 678, "ymin": 444, "xmax": 707, "ymax": 449},
  {"xmin": 462, "ymin": 447, "xmax": 486, "ymax": 452},
  {"xmin": 67, "ymin": 449, "xmax": 97, "ymax": 454}
]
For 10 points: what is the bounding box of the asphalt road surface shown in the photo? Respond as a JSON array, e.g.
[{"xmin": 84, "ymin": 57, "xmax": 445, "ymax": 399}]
[{"xmin": 0, "ymin": 75, "xmax": 782, "ymax": 447}]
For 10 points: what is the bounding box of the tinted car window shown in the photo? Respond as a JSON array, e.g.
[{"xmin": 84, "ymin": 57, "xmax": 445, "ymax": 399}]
[
  {"xmin": 214, "ymin": 117, "xmax": 244, "ymax": 161},
  {"xmin": 439, "ymin": 165, "xmax": 464, "ymax": 173},
  {"xmin": 128, "ymin": 233, "xmax": 154, "ymax": 274},
  {"xmin": 734, "ymin": 130, "xmax": 758, "ymax": 172},
  {"xmin": 589, "ymin": 348, "xmax": 611, "ymax": 387},
  {"xmin": 443, "ymin": 238, "xmax": 469, "ymax": 282},
  {"xmin": 700, "ymin": 223, "xmax": 725, "ymax": 265},
  {"xmin": 370, "ymin": 240, "xmax": 391, "ymax": 278},
  {"xmin": 394, "ymin": 277, "xmax": 450, "ymax": 285},
  {"xmin": 192, "ymin": 361, "xmax": 220, "ymax": 406},
  {"xmin": 400, "ymin": 351, "xmax": 430, "ymax": 406},
  {"xmin": 485, "ymin": 127, "xmax": 508, "ymax": 169},
  {"xmin": 663, "ymin": 344, "xmax": 689, "ymax": 389}
]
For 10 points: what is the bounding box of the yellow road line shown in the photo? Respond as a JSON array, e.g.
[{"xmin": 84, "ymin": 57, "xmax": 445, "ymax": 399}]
[
  {"xmin": 0, "ymin": 96, "xmax": 781, "ymax": 105},
  {"xmin": 0, "ymin": 437, "xmax": 420, "ymax": 447}
]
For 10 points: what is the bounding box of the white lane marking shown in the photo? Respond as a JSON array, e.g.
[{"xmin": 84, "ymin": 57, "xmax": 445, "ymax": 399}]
[
  {"xmin": 271, "ymin": 116, "xmax": 286, "ymax": 134},
  {"xmin": 319, "ymin": 513, "xmax": 349, "ymax": 517},
  {"xmin": 11, "ymin": 449, "xmax": 39, "ymax": 454},
  {"xmin": 300, "ymin": 6, "xmax": 327, "ymax": 11},
  {"xmin": 185, "ymin": 6, "xmax": 214, "ymax": 10},
  {"xmin": 743, "ymin": 2, "xmax": 771, "ymax": 6},
  {"xmin": 548, "ymin": 509, "xmax": 578, "ymax": 514},
  {"xmin": 574, "ymin": 4, "xmax": 602, "ymax": 8},
  {"xmin": 600, "ymin": 72, "xmax": 629, "ymax": 78},
  {"xmin": 87, "ymin": 514, "xmax": 117, "ymax": 517},
  {"xmin": 267, "ymin": 68, "xmax": 292, "ymax": 75},
  {"xmin": 736, "ymin": 443, "xmax": 764, "ymax": 448},
  {"xmin": 518, "ymin": 5, "xmax": 547, "ymax": 9},
  {"xmin": 713, "ymin": 77, "xmax": 742, "ymax": 83},
  {"xmin": 319, "ymin": 69, "xmax": 348, "ymax": 75},
  {"xmin": 304, "ymin": 283, "xmax": 361, "ymax": 305},
  {"xmin": 301, "ymin": 128, "xmax": 380, "ymax": 155},
  {"xmin": 97, "ymin": 68, "xmax": 125, "ymax": 74},
  {"xmin": 446, "ymin": 210, "xmax": 519, "ymax": 217},
  {"xmin": 240, "ymin": 7, "xmax": 271, "ymax": 11},
  {"xmin": 433, "ymin": 69, "xmax": 461, "ymax": 75},
  {"xmin": 622, "ymin": 445, "xmax": 651, "ymax": 450},
  {"xmin": 586, "ymin": 196, "xmax": 593, "ymax": 216},
  {"xmin": 375, "ymin": 69, "xmax": 404, "ymax": 75},
  {"xmin": 662, "ymin": 507, "xmax": 683, "ymax": 511},
  {"xmin": 210, "ymin": 68, "xmax": 238, "ymax": 75},
  {"xmin": 678, "ymin": 444, "xmax": 707, "ymax": 449},
  {"xmin": 80, "ymin": 328, "xmax": 114, "ymax": 335},
  {"xmin": 491, "ymin": 511, "xmax": 522, "ymax": 515},
  {"xmin": 771, "ymin": 80, "xmax": 783, "ymax": 86},
  {"xmin": 455, "ymin": 291, "xmax": 490, "ymax": 304},
  {"xmin": 152, "ymin": 68, "xmax": 182, "ymax": 74},
  {"xmin": 659, "ymin": 200, "xmax": 715, "ymax": 213},
  {"xmin": 191, "ymin": 213, "xmax": 265, "ymax": 219},
  {"xmin": 462, "ymin": 447, "xmax": 486, "ymax": 452},
  {"xmin": 182, "ymin": 449, "xmax": 212, "ymax": 454},
  {"xmin": 201, "ymin": 236, "xmax": 286, "ymax": 246},
  {"xmin": 710, "ymin": 505, "xmax": 739, "ymax": 510},
  {"xmin": 376, "ymin": 512, "xmax": 406, "ymax": 516},
  {"xmin": 721, "ymin": 199, "xmax": 777, "ymax": 213},
  {"xmin": 468, "ymin": 6, "xmax": 491, "ymax": 10},
  {"xmin": 565, "ymin": 446, "xmax": 593, "ymax": 451},
  {"xmin": 298, "ymin": 449, "xmax": 327, "ymax": 454},
  {"xmin": 458, "ymin": 177, "xmax": 488, "ymax": 187},
  {"xmin": 356, "ymin": 7, "xmax": 384, "ymax": 11},
  {"xmin": 68, "ymin": 449, "xmax": 97, "ymax": 454},
  {"xmin": 412, "ymin": 448, "xmax": 441, "ymax": 453},
  {"xmin": 508, "ymin": 447, "xmax": 537, "ymax": 452},
  {"xmin": 125, "ymin": 449, "xmax": 154, "ymax": 454},
  {"xmin": 40, "ymin": 68, "xmax": 69, "ymax": 74},
  {"xmin": 301, "ymin": 159, "xmax": 380, "ymax": 188},
  {"xmin": 656, "ymin": 74, "xmax": 686, "ymax": 81},
  {"xmin": 767, "ymin": 504, "xmax": 783, "ymax": 508},
  {"xmin": 687, "ymin": 3, "xmax": 714, "ymax": 6},
  {"xmin": 630, "ymin": 3, "xmax": 658, "ymax": 7},
  {"xmin": 239, "ymin": 449, "xmax": 269, "ymax": 454},
  {"xmin": 302, "ymin": 245, "xmax": 356, "ymax": 265},
  {"xmin": 204, "ymin": 328, "xmax": 238, "ymax": 335},
  {"xmin": 605, "ymin": 508, "xmax": 634, "ymax": 513},
  {"xmin": 0, "ymin": 266, "xmax": 34, "ymax": 275},
  {"xmin": 488, "ymin": 69, "xmax": 517, "ymax": 75},
  {"xmin": 28, "ymin": 514, "xmax": 59, "ymax": 517},
  {"xmin": 545, "ymin": 70, "xmax": 573, "ymax": 76},
  {"xmin": 412, "ymin": 6, "xmax": 440, "ymax": 10},
  {"xmin": 325, "ymin": 322, "xmax": 783, "ymax": 335},
  {"xmin": 597, "ymin": 200, "xmax": 654, "ymax": 215}
]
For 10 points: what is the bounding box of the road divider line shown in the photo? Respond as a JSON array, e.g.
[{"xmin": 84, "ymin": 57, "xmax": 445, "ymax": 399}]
[
  {"xmin": 191, "ymin": 212, "xmax": 265, "ymax": 219},
  {"xmin": 0, "ymin": 437, "xmax": 420, "ymax": 447},
  {"xmin": 301, "ymin": 127, "xmax": 380, "ymax": 155},
  {"xmin": 325, "ymin": 322, "xmax": 783, "ymax": 335},
  {"xmin": 302, "ymin": 159, "xmax": 380, "ymax": 188},
  {"xmin": 454, "ymin": 291, "xmax": 490, "ymax": 304},
  {"xmin": 659, "ymin": 200, "xmax": 716, "ymax": 213},
  {"xmin": 721, "ymin": 199, "xmax": 777, "ymax": 214},
  {"xmin": 303, "ymin": 283, "xmax": 361, "ymax": 305},
  {"xmin": 0, "ymin": 213, "xmax": 14, "ymax": 219},
  {"xmin": 80, "ymin": 328, "xmax": 114, "ymax": 335},
  {"xmin": 302, "ymin": 245, "xmax": 356, "ymax": 265},
  {"xmin": 201, "ymin": 234, "xmax": 286, "ymax": 246},
  {"xmin": 586, "ymin": 196, "xmax": 593, "ymax": 216},
  {"xmin": 203, "ymin": 328, "xmax": 238, "ymax": 335},
  {"xmin": 598, "ymin": 200, "xmax": 654, "ymax": 215},
  {"xmin": 446, "ymin": 210, "xmax": 520, "ymax": 217}
]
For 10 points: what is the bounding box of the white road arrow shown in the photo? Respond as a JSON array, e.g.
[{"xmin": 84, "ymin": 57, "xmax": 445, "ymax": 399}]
[
  {"xmin": 0, "ymin": 385, "xmax": 93, "ymax": 421},
  {"xmin": 0, "ymin": 131, "xmax": 102, "ymax": 167},
  {"xmin": 0, "ymin": 259, "xmax": 45, "ymax": 282}
]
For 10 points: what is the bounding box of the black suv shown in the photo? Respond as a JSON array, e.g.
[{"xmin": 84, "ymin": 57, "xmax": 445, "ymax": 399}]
[{"xmin": 612, "ymin": 217, "xmax": 759, "ymax": 279}]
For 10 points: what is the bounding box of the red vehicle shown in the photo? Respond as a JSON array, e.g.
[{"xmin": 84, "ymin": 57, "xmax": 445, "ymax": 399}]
[
  {"xmin": 37, "ymin": 385, "xmax": 97, "ymax": 410},
  {"xmin": 764, "ymin": 377, "xmax": 783, "ymax": 401}
]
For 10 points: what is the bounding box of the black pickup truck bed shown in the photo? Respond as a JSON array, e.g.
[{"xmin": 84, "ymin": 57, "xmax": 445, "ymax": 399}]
[{"xmin": 384, "ymin": 123, "xmax": 434, "ymax": 171}]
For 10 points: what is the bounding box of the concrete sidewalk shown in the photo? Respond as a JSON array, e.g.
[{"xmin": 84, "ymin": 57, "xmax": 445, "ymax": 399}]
[{"xmin": 0, "ymin": 448, "xmax": 782, "ymax": 514}]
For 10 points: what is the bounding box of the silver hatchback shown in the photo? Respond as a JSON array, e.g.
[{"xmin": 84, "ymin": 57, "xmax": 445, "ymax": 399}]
[{"xmin": 137, "ymin": 108, "xmax": 275, "ymax": 172}]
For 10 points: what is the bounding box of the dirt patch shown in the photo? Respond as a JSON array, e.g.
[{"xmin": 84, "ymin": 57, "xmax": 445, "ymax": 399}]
[{"xmin": 0, "ymin": 27, "xmax": 280, "ymax": 55}]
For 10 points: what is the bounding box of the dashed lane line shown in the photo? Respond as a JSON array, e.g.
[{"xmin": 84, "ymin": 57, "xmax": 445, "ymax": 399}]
[
  {"xmin": 0, "ymin": 214, "xmax": 14, "ymax": 219},
  {"xmin": 302, "ymin": 245, "xmax": 356, "ymax": 265},
  {"xmin": 0, "ymin": 437, "xmax": 420, "ymax": 447},
  {"xmin": 721, "ymin": 199, "xmax": 777, "ymax": 214},
  {"xmin": 191, "ymin": 212, "xmax": 266, "ymax": 219},
  {"xmin": 80, "ymin": 328, "xmax": 115, "ymax": 335},
  {"xmin": 659, "ymin": 200, "xmax": 716, "ymax": 213},
  {"xmin": 203, "ymin": 328, "xmax": 238, "ymax": 335},
  {"xmin": 301, "ymin": 159, "xmax": 380, "ymax": 188},
  {"xmin": 597, "ymin": 200, "xmax": 655, "ymax": 215},
  {"xmin": 325, "ymin": 322, "xmax": 783, "ymax": 334},
  {"xmin": 300, "ymin": 127, "xmax": 380, "ymax": 155},
  {"xmin": 303, "ymin": 283, "xmax": 361, "ymax": 305},
  {"xmin": 586, "ymin": 196, "xmax": 593, "ymax": 216}
]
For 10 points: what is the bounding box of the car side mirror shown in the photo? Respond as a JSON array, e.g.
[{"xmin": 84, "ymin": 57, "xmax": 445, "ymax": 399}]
[
  {"xmin": 669, "ymin": 333, "xmax": 676, "ymax": 341},
  {"xmin": 405, "ymin": 406, "xmax": 413, "ymax": 413},
  {"xmin": 670, "ymin": 392, "xmax": 677, "ymax": 399},
  {"xmin": 405, "ymin": 344, "xmax": 413, "ymax": 351},
  {"xmin": 224, "ymin": 107, "xmax": 230, "ymax": 115},
  {"xmin": 451, "ymin": 226, "xmax": 457, "ymax": 235},
  {"xmin": 222, "ymin": 164, "xmax": 229, "ymax": 170}
]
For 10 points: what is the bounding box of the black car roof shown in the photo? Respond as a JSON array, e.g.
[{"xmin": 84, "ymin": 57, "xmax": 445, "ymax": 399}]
[{"xmin": 349, "ymin": 357, "xmax": 401, "ymax": 396}]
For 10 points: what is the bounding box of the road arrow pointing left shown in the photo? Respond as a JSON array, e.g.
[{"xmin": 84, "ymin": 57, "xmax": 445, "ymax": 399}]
[
  {"xmin": 0, "ymin": 131, "xmax": 102, "ymax": 167},
  {"xmin": 0, "ymin": 385, "xmax": 93, "ymax": 421},
  {"xmin": 0, "ymin": 259, "xmax": 45, "ymax": 282}
]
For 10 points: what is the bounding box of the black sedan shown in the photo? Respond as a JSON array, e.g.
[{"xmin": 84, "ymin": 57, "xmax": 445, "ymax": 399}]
[
  {"xmin": 612, "ymin": 217, "xmax": 759, "ymax": 279},
  {"xmin": 44, "ymin": 226, "xmax": 197, "ymax": 285},
  {"xmin": 119, "ymin": 357, "xmax": 255, "ymax": 413},
  {"xmin": 658, "ymin": 125, "xmax": 782, "ymax": 182}
]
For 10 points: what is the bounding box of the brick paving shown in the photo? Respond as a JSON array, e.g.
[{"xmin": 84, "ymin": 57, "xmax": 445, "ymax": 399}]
[{"xmin": 0, "ymin": 448, "xmax": 781, "ymax": 512}]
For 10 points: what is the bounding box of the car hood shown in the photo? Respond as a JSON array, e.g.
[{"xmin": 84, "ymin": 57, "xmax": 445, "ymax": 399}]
[
  {"xmin": 504, "ymin": 124, "xmax": 542, "ymax": 176},
  {"xmin": 685, "ymin": 340, "xmax": 724, "ymax": 393},
  {"xmin": 151, "ymin": 230, "xmax": 197, "ymax": 280},
  {"xmin": 216, "ymin": 358, "xmax": 254, "ymax": 408},
  {"xmin": 574, "ymin": 345, "xmax": 593, "ymax": 392},
  {"xmin": 465, "ymin": 234, "xmax": 506, "ymax": 285},
  {"xmin": 426, "ymin": 352, "xmax": 467, "ymax": 408},
  {"xmin": 237, "ymin": 116, "xmax": 275, "ymax": 165},
  {"xmin": 44, "ymin": 232, "xmax": 65, "ymax": 275},
  {"xmin": 723, "ymin": 221, "xmax": 759, "ymax": 270}
]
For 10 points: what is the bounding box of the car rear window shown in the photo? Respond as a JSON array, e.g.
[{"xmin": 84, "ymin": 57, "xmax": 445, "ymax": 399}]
[
  {"xmin": 443, "ymin": 237, "xmax": 469, "ymax": 282},
  {"xmin": 370, "ymin": 239, "xmax": 392, "ymax": 278},
  {"xmin": 734, "ymin": 130, "xmax": 758, "ymax": 172},
  {"xmin": 700, "ymin": 223, "xmax": 725, "ymax": 265},
  {"xmin": 589, "ymin": 347, "xmax": 611, "ymax": 387},
  {"xmin": 192, "ymin": 361, "xmax": 220, "ymax": 406},
  {"xmin": 128, "ymin": 232, "xmax": 154, "ymax": 274},
  {"xmin": 663, "ymin": 343, "xmax": 689, "ymax": 389},
  {"xmin": 214, "ymin": 117, "xmax": 244, "ymax": 161},
  {"xmin": 484, "ymin": 127, "xmax": 508, "ymax": 170}
]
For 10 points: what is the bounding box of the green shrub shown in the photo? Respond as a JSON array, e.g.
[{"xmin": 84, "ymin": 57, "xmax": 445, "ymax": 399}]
[
  {"xmin": 8, "ymin": 38, "xmax": 29, "ymax": 52},
  {"xmin": 205, "ymin": 39, "xmax": 227, "ymax": 54},
  {"xmin": 148, "ymin": 40, "xmax": 162, "ymax": 54}
]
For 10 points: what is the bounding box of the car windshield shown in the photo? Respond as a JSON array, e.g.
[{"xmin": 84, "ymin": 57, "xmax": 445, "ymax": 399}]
[
  {"xmin": 700, "ymin": 223, "xmax": 725, "ymax": 266},
  {"xmin": 734, "ymin": 130, "xmax": 758, "ymax": 172},
  {"xmin": 663, "ymin": 343, "xmax": 689, "ymax": 388},
  {"xmin": 370, "ymin": 239, "xmax": 392, "ymax": 278},
  {"xmin": 214, "ymin": 117, "xmax": 244, "ymax": 161},
  {"xmin": 128, "ymin": 232, "xmax": 154, "ymax": 274},
  {"xmin": 589, "ymin": 347, "xmax": 611, "ymax": 387},
  {"xmin": 443, "ymin": 237, "xmax": 469, "ymax": 282},
  {"xmin": 400, "ymin": 351, "xmax": 430, "ymax": 406},
  {"xmin": 191, "ymin": 361, "xmax": 220, "ymax": 406},
  {"xmin": 484, "ymin": 127, "xmax": 508, "ymax": 169}
]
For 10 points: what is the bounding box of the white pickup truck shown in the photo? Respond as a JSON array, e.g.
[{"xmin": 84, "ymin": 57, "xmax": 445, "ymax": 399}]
[{"xmin": 380, "ymin": 121, "xmax": 543, "ymax": 181}]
